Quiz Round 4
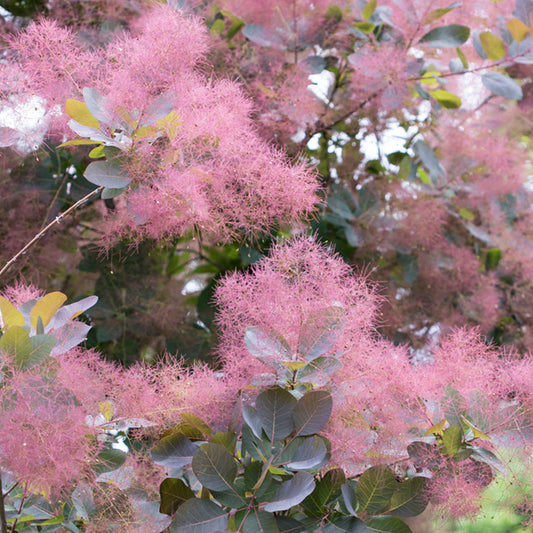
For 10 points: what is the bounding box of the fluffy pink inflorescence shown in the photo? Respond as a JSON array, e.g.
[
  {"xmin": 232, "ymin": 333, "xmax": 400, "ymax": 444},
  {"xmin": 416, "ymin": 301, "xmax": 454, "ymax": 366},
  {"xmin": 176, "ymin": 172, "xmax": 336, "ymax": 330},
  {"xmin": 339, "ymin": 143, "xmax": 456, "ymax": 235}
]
[
  {"xmin": 0, "ymin": 369, "xmax": 97, "ymax": 495},
  {"xmin": 215, "ymin": 236, "xmax": 378, "ymax": 387},
  {"xmin": 7, "ymin": 5, "xmax": 319, "ymax": 243},
  {"xmin": 215, "ymin": 237, "xmax": 533, "ymax": 518}
]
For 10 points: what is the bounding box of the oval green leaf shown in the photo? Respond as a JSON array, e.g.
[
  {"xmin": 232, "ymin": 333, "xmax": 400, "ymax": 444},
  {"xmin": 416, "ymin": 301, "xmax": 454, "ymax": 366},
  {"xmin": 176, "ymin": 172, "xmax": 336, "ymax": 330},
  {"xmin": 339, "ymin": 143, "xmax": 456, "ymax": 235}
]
[
  {"xmin": 263, "ymin": 472, "xmax": 315, "ymax": 512},
  {"xmin": 192, "ymin": 443, "xmax": 238, "ymax": 492},
  {"xmin": 355, "ymin": 465, "xmax": 397, "ymax": 514},
  {"xmin": 170, "ymin": 498, "xmax": 227, "ymax": 533},
  {"xmin": 160, "ymin": 478, "xmax": 195, "ymax": 515},
  {"xmin": 151, "ymin": 432, "xmax": 198, "ymax": 468},
  {"xmin": 84, "ymin": 161, "xmax": 132, "ymax": 189},
  {"xmin": 481, "ymin": 72, "xmax": 523, "ymax": 100},
  {"xmin": 293, "ymin": 390, "xmax": 333, "ymax": 436},
  {"xmin": 419, "ymin": 25, "xmax": 470, "ymax": 48},
  {"xmin": 256, "ymin": 387, "xmax": 297, "ymax": 442}
]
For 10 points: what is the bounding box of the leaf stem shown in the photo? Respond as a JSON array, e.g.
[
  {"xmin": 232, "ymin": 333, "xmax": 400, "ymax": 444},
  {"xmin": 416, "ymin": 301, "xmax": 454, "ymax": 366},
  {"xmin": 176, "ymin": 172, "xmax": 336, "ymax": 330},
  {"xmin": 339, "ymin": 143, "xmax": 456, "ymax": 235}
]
[{"xmin": 0, "ymin": 186, "xmax": 104, "ymax": 280}]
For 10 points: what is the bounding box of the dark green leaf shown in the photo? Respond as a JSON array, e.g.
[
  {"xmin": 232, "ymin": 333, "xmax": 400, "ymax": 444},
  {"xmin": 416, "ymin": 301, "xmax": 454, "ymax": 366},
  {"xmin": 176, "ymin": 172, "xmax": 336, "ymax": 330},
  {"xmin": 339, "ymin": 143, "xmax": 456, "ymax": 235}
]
[
  {"xmin": 242, "ymin": 423, "xmax": 271, "ymax": 461},
  {"xmin": 160, "ymin": 478, "xmax": 195, "ymax": 515},
  {"xmin": 303, "ymin": 469, "xmax": 345, "ymax": 514},
  {"xmin": 442, "ymin": 387, "xmax": 467, "ymax": 428},
  {"xmin": 170, "ymin": 498, "xmax": 227, "ymax": 533},
  {"xmin": 275, "ymin": 515, "xmax": 307, "ymax": 532},
  {"xmin": 323, "ymin": 516, "xmax": 370, "ymax": 532},
  {"xmin": 419, "ymin": 25, "xmax": 470, "ymax": 48},
  {"xmin": 296, "ymin": 357, "xmax": 342, "ymax": 386},
  {"xmin": 328, "ymin": 196, "xmax": 356, "ymax": 221},
  {"xmin": 244, "ymin": 327, "xmax": 291, "ymax": 368},
  {"xmin": 242, "ymin": 406, "xmax": 264, "ymax": 440},
  {"xmin": 83, "ymin": 88, "xmax": 117, "ymax": 128},
  {"xmin": 210, "ymin": 432, "xmax": 236, "ymax": 453},
  {"xmin": 341, "ymin": 482, "xmax": 358, "ymax": 516},
  {"xmin": 211, "ymin": 481, "xmax": 247, "ymax": 508},
  {"xmin": 355, "ymin": 466, "xmax": 397, "ymax": 514},
  {"xmin": 387, "ymin": 477, "xmax": 428, "ymax": 517},
  {"xmin": 293, "ymin": 390, "xmax": 333, "ymax": 436},
  {"xmin": 130, "ymin": 500, "xmax": 172, "ymax": 532},
  {"xmin": 407, "ymin": 442, "xmax": 440, "ymax": 469},
  {"xmin": 241, "ymin": 510, "xmax": 280, "ymax": 533},
  {"xmin": 413, "ymin": 140, "xmax": 446, "ymax": 186},
  {"xmin": 286, "ymin": 436, "xmax": 328, "ymax": 471},
  {"xmin": 92, "ymin": 447, "xmax": 127, "ymax": 475},
  {"xmin": 242, "ymin": 24, "xmax": 284, "ymax": 48},
  {"xmin": 179, "ymin": 413, "xmax": 212, "ymax": 440},
  {"xmin": 192, "ymin": 443, "xmax": 238, "ymax": 492},
  {"xmin": 101, "ymin": 186, "xmax": 128, "ymax": 199},
  {"xmin": 263, "ymin": 472, "xmax": 315, "ymax": 512},
  {"xmin": 365, "ymin": 516, "xmax": 412, "ymax": 533},
  {"xmin": 150, "ymin": 432, "xmax": 198, "ymax": 468},
  {"xmin": 84, "ymin": 161, "xmax": 132, "ymax": 189},
  {"xmin": 481, "ymin": 72, "xmax": 523, "ymax": 100},
  {"xmin": 485, "ymin": 248, "xmax": 502, "ymax": 270},
  {"xmin": 256, "ymin": 387, "xmax": 297, "ymax": 442},
  {"xmin": 470, "ymin": 446, "xmax": 507, "ymax": 475},
  {"xmin": 298, "ymin": 306, "xmax": 345, "ymax": 361},
  {"xmin": 398, "ymin": 253, "xmax": 418, "ymax": 284}
]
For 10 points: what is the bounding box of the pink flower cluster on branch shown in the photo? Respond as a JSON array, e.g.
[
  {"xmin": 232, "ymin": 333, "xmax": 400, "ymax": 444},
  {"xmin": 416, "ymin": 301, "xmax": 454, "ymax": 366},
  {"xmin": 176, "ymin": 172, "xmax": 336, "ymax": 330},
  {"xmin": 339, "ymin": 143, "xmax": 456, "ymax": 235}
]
[{"xmin": 6, "ymin": 5, "xmax": 319, "ymax": 243}]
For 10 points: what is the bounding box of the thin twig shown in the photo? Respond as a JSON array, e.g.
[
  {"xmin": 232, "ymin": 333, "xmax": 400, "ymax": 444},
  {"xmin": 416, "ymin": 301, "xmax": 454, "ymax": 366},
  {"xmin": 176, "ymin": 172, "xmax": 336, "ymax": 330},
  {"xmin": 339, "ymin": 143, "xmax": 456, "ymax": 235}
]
[
  {"xmin": 0, "ymin": 186, "xmax": 104, "ymax": 279},
  {"xmin": 40, "ymin": 171, "xmax": 71, "ymax": 230}
]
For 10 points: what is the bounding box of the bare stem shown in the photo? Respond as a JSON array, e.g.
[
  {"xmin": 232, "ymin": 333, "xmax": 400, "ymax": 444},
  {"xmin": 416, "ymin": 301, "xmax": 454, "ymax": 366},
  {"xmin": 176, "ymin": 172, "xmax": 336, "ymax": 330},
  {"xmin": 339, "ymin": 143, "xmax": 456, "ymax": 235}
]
[
  {"xmin": 0, "ymin": 471, "xmax": 8, "ymax": 533},
  {"xmin": 0, "ymin": 186, "xmax": 104, "ymax": 280}
]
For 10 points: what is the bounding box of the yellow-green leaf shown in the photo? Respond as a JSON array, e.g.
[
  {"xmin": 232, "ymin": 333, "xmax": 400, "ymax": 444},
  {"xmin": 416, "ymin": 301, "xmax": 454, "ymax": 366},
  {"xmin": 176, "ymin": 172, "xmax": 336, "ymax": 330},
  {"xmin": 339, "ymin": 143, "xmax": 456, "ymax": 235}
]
[
  {"xmin": 456, "ymin": 47, "xmax": 468, "ymax": 68},
  {"xmin": 99, "ymin": 401, "xmax": 115, "ymax": 421},
  {"xmin": 507, "ymin": 18, "xmax": 529, "ymax": 43},
  {"xmin": 431, "ymin": 89, "xmax": 462, "ymax": 109},
  {"xmin": 460, "ymin": 415, "xmax": 490, "ymax": 440},
  {"xmin": 65, "ymin": 99, "xmax": 100, "ymax": 129},
  {"xmin": 479, "ymin": 31, "xmax": 506, "ymax": 60},
  {"xmin": 424, "ymin": 419, "xmax": 447, "ymax": 437},
  {"xmin": 354, "ymin": 21, "xmax": 374, "ymax": 33},
  {"xmin": 89, "ymin": 145, "xmax": 106, "ymax": 158},
  {"xmin": 417, "ymin": 167, "xmax": 431, "ymax": 185},
  {"xmin": 0, "ymin": 326, "xmax": 31, "ymax": 362},
  {"xmin": 420, "ymin": 69, "xmax": 440, "ymax": 86},
  {"xmin": 30, "ymin": 292, "xmax": 67, "ymax": 329},
  {"xmin": 156, "ymin": 110, "xmax": 182, "ymax": 141},
  {"xmin": 0, "ymin": 297, "xmax": 25, "ymax": 328},
  {"xmin": 268, "ymin": 466, "xmax": 287, "ymax": 475},
  {"xmin": 362, "ymin": 0, "xmax": 376, "ymax": 21},
  {"xmin": 459, "ymin": 207, "xmax": 475, "ymax": 220},
  {"xmin": 283, "ymin": 360, "xmax": 307, "ymax": 370},
  {"xmin": 132, "ymin": 125, "xmax": 159, "ymax": 141},
  {"xmin": 58, "ymin": 139, "xmax": 104, "ymax": 147}
]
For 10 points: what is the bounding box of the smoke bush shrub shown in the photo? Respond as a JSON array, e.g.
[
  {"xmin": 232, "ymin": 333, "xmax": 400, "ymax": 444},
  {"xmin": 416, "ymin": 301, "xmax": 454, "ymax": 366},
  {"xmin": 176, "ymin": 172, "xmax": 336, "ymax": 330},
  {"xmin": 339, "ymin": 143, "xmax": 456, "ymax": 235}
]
[{"xmin": 2, "ymin": 0, "xmax": 533, "ymax": 531}]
